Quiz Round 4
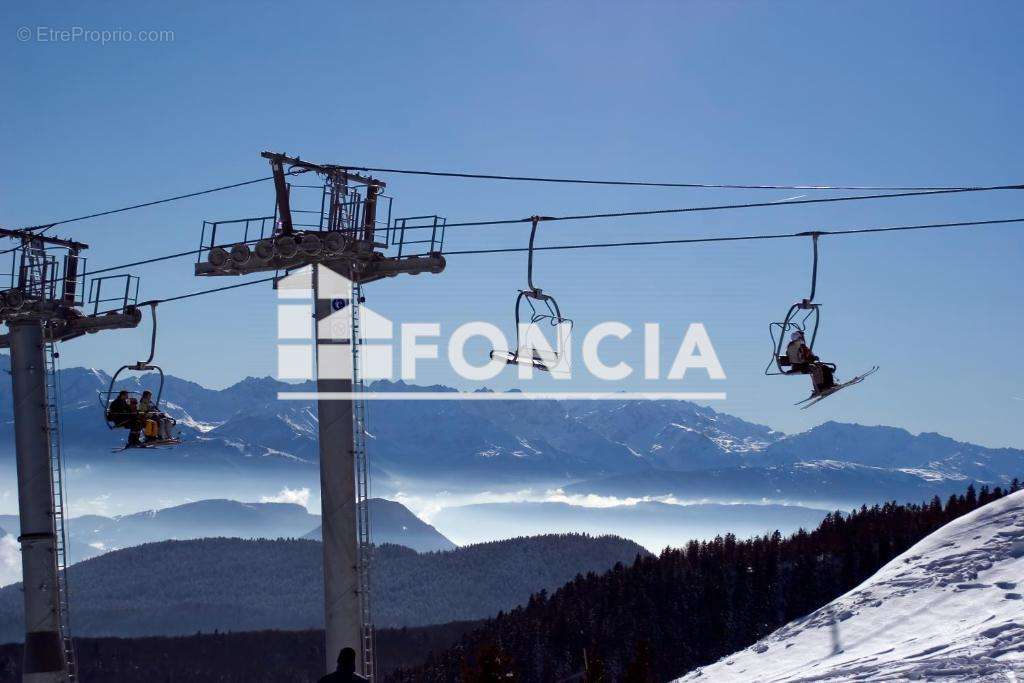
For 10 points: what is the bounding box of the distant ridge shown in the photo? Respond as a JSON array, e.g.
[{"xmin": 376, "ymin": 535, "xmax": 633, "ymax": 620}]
[
  {"xmin": 0, "ymin": 497, "xmax": 453, "ymax": 568},
  {"xmin": 303, "ymin": 498, "xmax": 455, "ymax": 552},
  {"xmin": 0, "ymin": 533, "xmax": 647, "ymax": 640}
]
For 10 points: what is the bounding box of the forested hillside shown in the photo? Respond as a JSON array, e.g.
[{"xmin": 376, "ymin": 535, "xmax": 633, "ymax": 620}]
[
  {"xmin": 0, "ymin": 622, "xmax": 481, "ymax": 682},
  {"xmin": 387, "ymin": 481, "xmax": 1021, "ymax": 682},
  {"xmin": 0, "ymin": 534, "xmax": 646, "ymax": 641}
]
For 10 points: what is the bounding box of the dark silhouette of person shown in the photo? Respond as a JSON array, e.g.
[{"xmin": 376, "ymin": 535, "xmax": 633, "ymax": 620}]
[
  {"xmin": 107, "ymin": 390, "xmax": 142, "ymax": 446},
  {"xmin": 318, "ymin": 647, "xmax": 368, "ymax": 683}
]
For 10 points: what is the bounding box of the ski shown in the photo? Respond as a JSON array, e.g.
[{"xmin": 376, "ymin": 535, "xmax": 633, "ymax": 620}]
[
  {"xmin": 112, "ymin": 438, "xmax": 182, "ymax": 452},
  {"xmin": 797, "ymin": 366, "xmax": 879, "ymax": 409}
]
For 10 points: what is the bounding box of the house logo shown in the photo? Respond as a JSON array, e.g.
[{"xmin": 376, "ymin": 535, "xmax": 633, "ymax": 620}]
[
  {"xmin": 276, "ymin": 264, "xmax": 393, "ymax": 382},
  {"xmin": 275, "ymin": 263, "xmax": 727, "ymax": 401}
]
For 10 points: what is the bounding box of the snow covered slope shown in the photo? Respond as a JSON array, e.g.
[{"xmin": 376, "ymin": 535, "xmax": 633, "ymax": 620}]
[{"xmin": 678, "ymin": 491, "xmax": 1024, "ymax": 682}]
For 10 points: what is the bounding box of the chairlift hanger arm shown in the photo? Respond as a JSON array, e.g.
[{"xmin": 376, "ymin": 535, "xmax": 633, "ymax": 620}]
[
  {"xmin": 132, "ymin": 301, "xmax": 159, "ymax": 368},
  {"xmin": 796, "ymin": 231, "xmax": 822, "ymax": 302},
  {"xmin": 526, "ymin": 215, "xmax": 555, "ymax": 293},
  {"xmin": 100, "ymin": 301, "xmax": 167, "ymax": 414},
  {"xmin": 500, "ymin": 215, "xmax": 573, "ymax": 368}
]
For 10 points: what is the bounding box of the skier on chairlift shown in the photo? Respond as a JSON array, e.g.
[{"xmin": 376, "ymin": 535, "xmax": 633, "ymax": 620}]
[
  {"xmin": 786, "ymin": 330, "xmax": 814, "ymax": 371},
  {"xmin": 785, "ymin": 330, "xmax": 836, "ymax": 396},
  {"xmin": 809, "ymin": 360, "xmax": 837, "ymax": 396},
  {"xmin": 139, "ymin": 389, "xmax": 174, "ymax": 442},
  {"xmin": 99, "ymin": 302, "xmax": 182, "ymax": 449},
  {"xmin": 107, "ymin": 390, "xmax": 142, "ymax": 446}
]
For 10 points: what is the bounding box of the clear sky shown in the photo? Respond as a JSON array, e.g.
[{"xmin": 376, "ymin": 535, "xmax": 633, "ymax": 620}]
[{"xmin": 2, "ymin": 2, "xmax": 1022, "ymax": 448}]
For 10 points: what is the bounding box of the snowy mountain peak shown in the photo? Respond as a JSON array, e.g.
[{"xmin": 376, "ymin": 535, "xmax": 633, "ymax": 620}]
[{"xmin": 678, "ymin": 491, "xmax": 1024, "ymax": 681}]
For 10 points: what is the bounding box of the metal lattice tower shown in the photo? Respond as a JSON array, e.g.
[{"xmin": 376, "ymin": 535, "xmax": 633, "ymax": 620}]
[
  {"xmin": 193, "ymin": 151, "xmax": 445, "ymax": 678},
  {"xmin": 0, "ymin": 228, "xmax": 141, "ymax": 683}
]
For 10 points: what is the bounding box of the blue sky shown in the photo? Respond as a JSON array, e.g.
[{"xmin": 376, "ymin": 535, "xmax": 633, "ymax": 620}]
[{"xmin": 2, "ymin": 2, "xmax": 1022, "ymax": 448}]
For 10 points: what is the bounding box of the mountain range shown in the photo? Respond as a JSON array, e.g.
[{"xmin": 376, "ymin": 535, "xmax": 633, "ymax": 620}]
[
  {"xmin": 0, "ymin": 497, "xmax": 453, "ymax": 574},
  {"xmin": 1, "ymin": 360, "xmax": 1022, "ymax": 559},
  {"xmin": 1, "ymin": 360, "xmax": 1020, "ymax": 500},
  {"xmin": 563, "ymin": 460, "xmax": 975, "ymax": 510}
]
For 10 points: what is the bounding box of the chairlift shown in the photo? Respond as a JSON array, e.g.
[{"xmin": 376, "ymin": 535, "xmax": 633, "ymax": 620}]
[
  {"xmin": 766, "ymin": 232, "xmax": 877, "ymax": 407},
  {"xmin": 766, "ymin": 233, "xmax": 823, "ymax": 376},
  {"xmin": 98, "ymin": 302, "xmax": 181, "ymax": 448},
  {"xmin": 490, "ymin": 216, "xmax": 573, "ymax": 372}
]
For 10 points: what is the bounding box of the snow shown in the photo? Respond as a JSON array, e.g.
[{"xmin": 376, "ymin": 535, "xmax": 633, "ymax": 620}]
[
  {"xmin": 677, "ymin": 491, "xmax": 1024, "ymax": 682},
  {"xmin": 897, "ymin": 467, "xmax": 969, "ymax": 482},
  {"xmin": 516, "ymin": 437, "xmax": 542, "ymax": 455},
  {"xmin": 258, "ymin": 447, "xmax": 306, "ymax": 462},
  {"xmin": 619, "ymin": 442, "xmax": 644, "ymax": 458},
  {"xmin": 710, "ymin": 435, "xmax": 771, "ymax": 453},
  {"xmin": 280, "ymin": 413, "xmax": 317, "ymax": 436},
  {"xmin": 162, "ymin": 401, "xmax": 221, "ymax": 433},
  {"xmin": 794, "ymin": 459, "xmax": 860, "ymax": 471}
]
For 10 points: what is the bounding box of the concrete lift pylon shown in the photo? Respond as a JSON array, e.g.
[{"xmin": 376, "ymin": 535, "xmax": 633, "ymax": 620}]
[
  {"xmin": 0, "ymin": 228, "xmax": 142, "ymax": 682},
  {"xmin": 193, "ymin": 151, "xmax": 445, "ymax": 678}
]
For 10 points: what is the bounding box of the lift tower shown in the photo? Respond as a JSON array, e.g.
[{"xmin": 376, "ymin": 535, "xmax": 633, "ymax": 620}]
[
  {"xmin": 0, "ymin": 228, "xmax": 141, "ymax": 682},
  {"xmin": 194, "ymin": 152, "xmax": 445, "ymax": 679}
]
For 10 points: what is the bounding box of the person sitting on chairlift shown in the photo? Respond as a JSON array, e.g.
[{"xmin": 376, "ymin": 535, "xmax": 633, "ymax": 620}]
[
  {"xmin": 138, "ymin": 390, "xmax": 174, "ymax": 441},
  {"xmin": 810, "ymin": 361, "xmax": 837, "ymax": 396},
  {"xmin": 785, "ymin": 330, "xmax": 836, "ymax": 396},
  {"xmin": 107, "ymin": 390, "xmax": 143, "ymax": 447},
  {"xmin": 785, "ymin": 330, "xmax": 815, "ymax": 372}
]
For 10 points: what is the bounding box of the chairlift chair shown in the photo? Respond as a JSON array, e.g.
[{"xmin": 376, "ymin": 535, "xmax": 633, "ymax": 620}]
[
  {"xmin": 490, "ymin": 216, "xmax": 573, "ymax": 373},
  {"xmin": 767, "ymin": 298, "xmax": 822, "ymax": 375},
  {"xmin": 99, "ymin": 302, "xmax": 181, "ymax": 448},
  {"xmin": 766, "ymin": 233, "xmax": 823, "ymax": 376},
  {"xmin": 765, "ymin": 232, "xmax": 878, "ymax": 406}
]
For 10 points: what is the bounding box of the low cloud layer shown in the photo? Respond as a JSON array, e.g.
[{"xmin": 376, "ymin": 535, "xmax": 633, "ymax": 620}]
[
  {"xmin": 0, "ymin": 533, "xmax": 21, "ymax": 587},
  {"xmin": 260, "ymin": 486, "xmax": 312, "ymax": 510}
]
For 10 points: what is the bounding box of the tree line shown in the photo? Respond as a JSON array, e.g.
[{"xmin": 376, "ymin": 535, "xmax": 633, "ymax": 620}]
[{"xmin": 387, "ymin": 480, "xmax": 1021, "ymax": 682}]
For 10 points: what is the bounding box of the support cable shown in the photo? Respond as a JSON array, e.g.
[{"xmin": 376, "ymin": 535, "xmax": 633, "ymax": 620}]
[
  {"xmin": 439, "ymin": 184, "xmax": 1024, "ymax": 229},
  {"xmin": 337, "ymin": 163, "xmax": 1019, "ymax": 192},
  {"xmin": 22, "ymin": 170, "xmax": 308, "ymax": 233},
  {"xmin": 72, "ymin": 215, "xmax": 1024, "ymax": 290},
  {"xmin": 8, "ymin": 176, "xmax": 1022, "ymax": 236},
  {"xmin": 84, "ymin": 248, "xmax": 205, "ymax": 277},
  {"xmin": 443, "ymin": 217, "xmax": 1024, "ymax": 256},
  {"xmin": 79, "ymin": 184, "xmax": 1024, "ymax": 280},
  {"xmin": 144, "ymin": 276, "xmax": 278, "ymax": 305},
  {"xmin": 127, "ymin": 216, "xmax": 1023, "ymax": 308}
]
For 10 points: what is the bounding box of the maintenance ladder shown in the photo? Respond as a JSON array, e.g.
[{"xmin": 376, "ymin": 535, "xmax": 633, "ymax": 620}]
[
  {"xmin": 350, "ymin": 281, "xmax": 376, "ymax": 681},
  {"xmin": 44, "ymin": 341, "xmax": 76, "ymax": 681}
]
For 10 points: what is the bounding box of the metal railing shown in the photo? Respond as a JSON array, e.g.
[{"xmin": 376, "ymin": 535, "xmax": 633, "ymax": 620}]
[
  {"xmin": 0, "ymin": 247, "xmax": 86, "ymax": 305},
  {"xmin": 86, "ymin": 274, "xmax": 139, "ymax": 316},
  {"xmin": 391, "ymin": 215, "xmax": 446, "ymax": 257},
  {"xmin": 196, "ymin": 216, "xmax": 276, "ymax": 263}
]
